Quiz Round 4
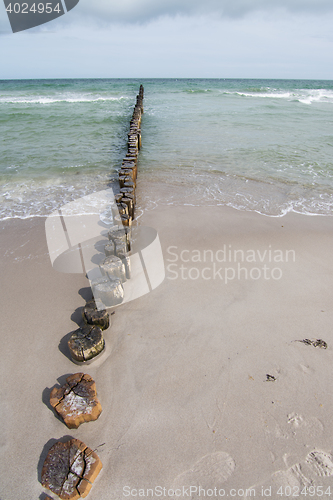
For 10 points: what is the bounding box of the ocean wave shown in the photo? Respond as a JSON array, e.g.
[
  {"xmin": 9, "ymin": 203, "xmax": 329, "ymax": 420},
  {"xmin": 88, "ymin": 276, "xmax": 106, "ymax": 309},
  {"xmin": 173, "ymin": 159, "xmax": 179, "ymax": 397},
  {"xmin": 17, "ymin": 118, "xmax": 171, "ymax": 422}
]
[
  {"xmin": 236, "ymin": 91, "xmax": 291, "ymax": 99},
  {"xmin": 0, "ymin": 95, "xmax": 127, "ymax": 105},
  {"xmin": 135, "ymin": 168, "xmax": 333, "ymax": 218},
  {"xmin": 3, "ymin": 169, "xmax": 333, "ymax": 221},
  {"xmin": 183, "ymin": 89, "xmax": 212, "ymax": 94},
  {"xmin": 0, "ymin": 173, "xmax": 116, "ymax": 220},
  {"xmin": 297, "ymin": 89, "xmax": 333, "ymax": 105},
  {"xmin": 222, "ymin": 88, "xmax": 333, "ymax": 104}
]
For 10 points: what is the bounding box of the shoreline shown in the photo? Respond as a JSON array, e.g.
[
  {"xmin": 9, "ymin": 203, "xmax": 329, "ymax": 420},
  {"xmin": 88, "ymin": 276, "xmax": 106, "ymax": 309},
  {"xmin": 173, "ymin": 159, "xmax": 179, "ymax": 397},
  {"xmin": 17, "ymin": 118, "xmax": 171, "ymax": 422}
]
[
  {"xmin": 133, "ymin": 170, "xmax": 333, "ymax": 220},
  {"xmin": 1, "ymin": 204, "xmax": 333, "ymax": 499}
]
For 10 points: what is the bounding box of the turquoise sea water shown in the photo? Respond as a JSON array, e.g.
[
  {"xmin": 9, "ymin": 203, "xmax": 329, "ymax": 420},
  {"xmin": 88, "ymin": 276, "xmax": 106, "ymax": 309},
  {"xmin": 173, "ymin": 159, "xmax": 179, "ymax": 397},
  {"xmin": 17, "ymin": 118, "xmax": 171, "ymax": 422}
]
[{"xmin": 1, "ymin": 78, "xmax": 333, "ymax": 219}]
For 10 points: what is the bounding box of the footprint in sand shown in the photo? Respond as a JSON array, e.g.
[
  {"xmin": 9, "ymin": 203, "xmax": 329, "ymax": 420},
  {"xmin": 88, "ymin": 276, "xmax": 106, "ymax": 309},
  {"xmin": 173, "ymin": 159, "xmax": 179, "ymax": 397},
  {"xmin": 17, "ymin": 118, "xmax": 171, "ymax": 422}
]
[
  {"xmin": 272, "ymin": 463, "xmax": 313, "ymax": 490},
  {"xmin": 287, "ymin": 412, "xmax": 304, "ymax": 427},
  {"xmin": 243, "ymin": 462, "xmax": 313, "ymax": 499},
  {"xmin": 172, "ymin": 451, "xmax": 235, "ymax": 497},
  {"xmin": 243, "ymin": 449, "xmax": 333, "ymax": 499},
  {"xmin": 306, "ymin": 450, "xmax": 333, "ymax": 476},
  {"xmin": 287, "ymin": 412, "xmax": 324, "ymax": 439}
]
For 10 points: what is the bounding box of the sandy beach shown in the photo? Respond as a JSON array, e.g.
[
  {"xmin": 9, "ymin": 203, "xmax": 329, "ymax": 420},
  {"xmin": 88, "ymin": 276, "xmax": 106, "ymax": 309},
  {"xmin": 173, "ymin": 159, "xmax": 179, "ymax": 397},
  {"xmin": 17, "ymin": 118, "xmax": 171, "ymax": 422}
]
[{"xmin": 1, "ymin": 203, "xmax": 333, "ymax": 500}]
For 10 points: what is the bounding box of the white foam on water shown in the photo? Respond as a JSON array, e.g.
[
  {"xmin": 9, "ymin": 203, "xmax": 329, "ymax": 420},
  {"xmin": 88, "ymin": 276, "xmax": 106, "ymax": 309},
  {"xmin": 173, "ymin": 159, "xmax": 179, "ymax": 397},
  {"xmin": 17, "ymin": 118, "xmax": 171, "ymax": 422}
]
[
  {"xmin": 0, "ymin": 95, "xmax": 127, "ymax": 104},
  {"xmin": 222, "ymin": 88, "xmax": 333, "ymax": 104},
  {"xmin": 136, "ymin": 165, "xmax": 333, "ymax": 219},
  {"xmin": 236, "ymin": 91, "xmax": 292, "ymax": 99},
  {"xmin": 297, "ymin": 89, "xmax": 333, "ymax": 105},
  {"xmin": 0, "ymin": 173, "xmax": 114, "ymax": 220}
]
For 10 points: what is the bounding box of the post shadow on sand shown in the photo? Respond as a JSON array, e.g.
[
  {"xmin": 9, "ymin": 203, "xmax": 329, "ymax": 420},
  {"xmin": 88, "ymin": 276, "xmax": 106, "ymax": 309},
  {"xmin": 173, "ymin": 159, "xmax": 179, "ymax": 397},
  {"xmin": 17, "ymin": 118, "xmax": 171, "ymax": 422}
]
[
  {"xmin": 71, "ymin": 306, "xmax": 84, "ymax": 327},
  {"xmin": 58, "ymin": 330, "xmax": 76, "ymax": 361},
  {"xmin": 90, "ymin": 249, "xmax": 106, "ymax": 266},
  {"xmin": 94, "ymin": 239, "xmax": 108, "ymax": 253},
  {"xmin": 58, "ymin": 287, "xmax": 93, "ymax": 360},
  {"xmin": 42, "ymin": 374, "xmax": 74, "ymax": 424},
  {"xmin": 58, "ymin": 307, "xmax": 84, "ymax": 360},
  {"xmin": 79, "ymin": 286, "xmax": 93, "ymax": 303},
  {"xmin": 37, "ymin": 435, "xmax": 74, "ymax": 483}
]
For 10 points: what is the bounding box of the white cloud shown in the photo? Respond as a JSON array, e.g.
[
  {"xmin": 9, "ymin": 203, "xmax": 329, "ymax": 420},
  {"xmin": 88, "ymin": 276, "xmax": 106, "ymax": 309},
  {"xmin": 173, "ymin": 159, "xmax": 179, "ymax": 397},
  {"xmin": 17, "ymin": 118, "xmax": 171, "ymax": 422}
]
[
  {"xmin": 1, "ymin": 11, "xmax": 333, "ymax": 79},
  {"xmin": 1, "ymin": 0, "xmax": 333, "ymax": 33},
  {"xmin": 73, "ymin": 0, "xmax": 333, "ymax": 24}
]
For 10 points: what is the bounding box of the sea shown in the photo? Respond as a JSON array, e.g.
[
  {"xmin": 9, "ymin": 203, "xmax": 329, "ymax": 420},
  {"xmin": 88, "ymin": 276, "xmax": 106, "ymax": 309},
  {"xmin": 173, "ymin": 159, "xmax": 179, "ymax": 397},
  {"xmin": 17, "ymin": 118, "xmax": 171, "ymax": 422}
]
[{"xmin": 1, "ymin": 78, "xmax": 333, "ymax": 220}]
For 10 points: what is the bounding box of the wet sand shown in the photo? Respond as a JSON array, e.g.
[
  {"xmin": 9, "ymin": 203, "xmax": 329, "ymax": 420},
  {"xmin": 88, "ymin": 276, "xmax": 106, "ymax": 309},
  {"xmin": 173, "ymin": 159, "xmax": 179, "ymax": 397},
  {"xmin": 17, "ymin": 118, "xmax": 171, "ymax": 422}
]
[{"xmin": 1, "ymin": 205, "xmax": 333, "ymax": 499}]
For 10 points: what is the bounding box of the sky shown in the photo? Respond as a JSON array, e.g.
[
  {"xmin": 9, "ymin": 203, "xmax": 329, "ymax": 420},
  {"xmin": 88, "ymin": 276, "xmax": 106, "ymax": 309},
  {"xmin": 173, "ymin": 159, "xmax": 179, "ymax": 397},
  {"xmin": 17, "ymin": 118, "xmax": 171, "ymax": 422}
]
[{"xmin": 1, "ymin": 0, "xmax": 333, "ymax": 79}]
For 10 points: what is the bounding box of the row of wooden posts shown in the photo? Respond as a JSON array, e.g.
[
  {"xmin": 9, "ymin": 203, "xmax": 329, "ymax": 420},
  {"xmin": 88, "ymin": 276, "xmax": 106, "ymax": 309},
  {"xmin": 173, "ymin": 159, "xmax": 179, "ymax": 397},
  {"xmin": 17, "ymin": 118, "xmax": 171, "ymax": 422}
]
[
  {"xmin": 114, "ymin": 83, "xmax": 144, "ymax": 225},
  {"xmin": 79, "ymin": 85, "xmax": 145, "ymax": 316},
  {"xmin": 40, "ymin": 87, "xmax": 144, "ymax": 500}
]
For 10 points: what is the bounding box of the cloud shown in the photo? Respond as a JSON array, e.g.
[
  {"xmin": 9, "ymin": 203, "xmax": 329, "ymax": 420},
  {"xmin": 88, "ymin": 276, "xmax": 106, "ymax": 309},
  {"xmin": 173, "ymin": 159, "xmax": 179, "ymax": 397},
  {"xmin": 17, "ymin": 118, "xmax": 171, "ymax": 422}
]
[
  {"xmin": 2, "ymin": 8, "xmax": 333, "ymax": 80},
  {"xmin": 1, "ymin": 0, "xmax": 333, "ymax": 34},
  {"xmin": 74, "ymin": 0, "xmax": 333, "ymax": 24}
]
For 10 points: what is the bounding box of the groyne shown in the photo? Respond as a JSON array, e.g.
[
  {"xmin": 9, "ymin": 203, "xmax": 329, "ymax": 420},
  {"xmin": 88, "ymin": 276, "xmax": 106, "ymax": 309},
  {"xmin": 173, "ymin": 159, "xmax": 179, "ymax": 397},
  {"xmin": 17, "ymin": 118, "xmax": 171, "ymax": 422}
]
[
  {"xmin": 116, "ymin": 84, "xmax": 144, "ymax": 226},
  {"xmin": 40, "ymin": 87, "xmax": 145, "ymax": 499}
]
